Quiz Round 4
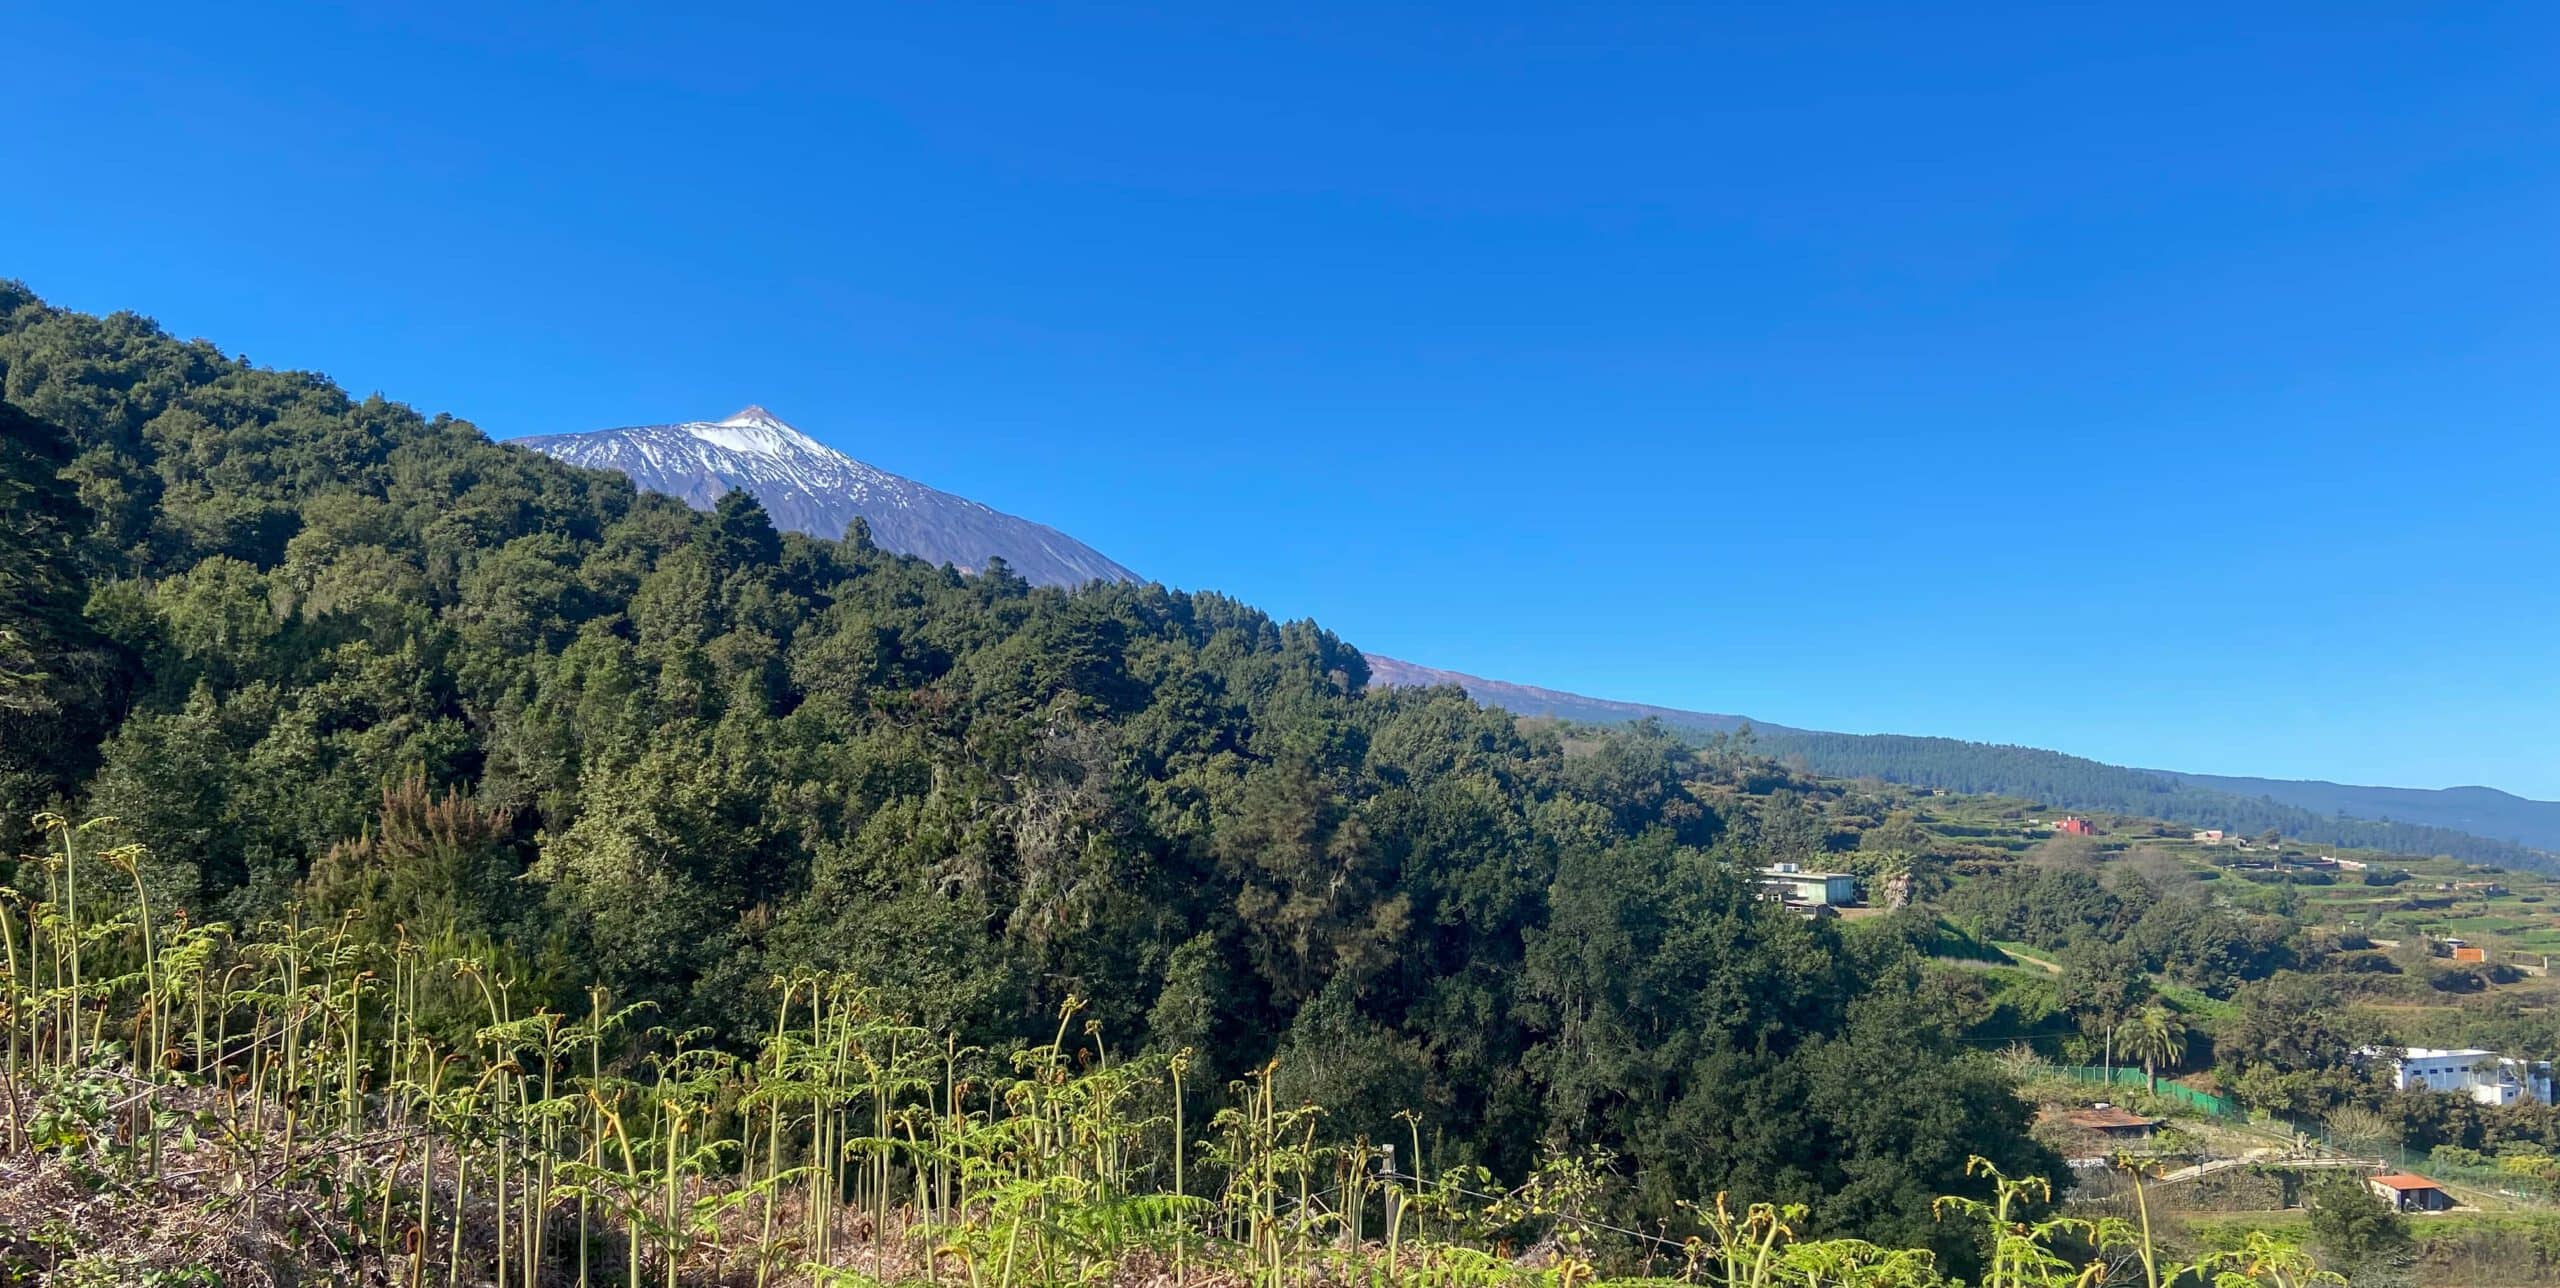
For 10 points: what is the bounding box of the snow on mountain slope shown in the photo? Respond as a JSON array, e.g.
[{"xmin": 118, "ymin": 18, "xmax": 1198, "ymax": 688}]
[{"xmin": 513, "ymin": 406, "xmax": 1138, "ymax": 588}]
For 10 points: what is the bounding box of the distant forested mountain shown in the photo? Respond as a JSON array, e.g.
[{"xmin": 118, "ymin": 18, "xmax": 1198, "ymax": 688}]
[
  {"xmin": 2157, "ymin": 771, "xmax": 2560, "ymax": 853},
  {"xmin": 1365, "ymin": 655, "xmax": 2549, "ymax": 866},
  {"xmin": 1752, "ymin": 731, "xmax": 2545, "ymax": 866}
]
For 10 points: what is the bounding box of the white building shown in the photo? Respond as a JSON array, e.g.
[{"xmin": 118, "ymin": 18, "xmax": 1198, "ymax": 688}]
[
  {"xmin": 1759, "ymin": 864, "xmax": 1858, "ymax": 907},
  {"xmin": 2393, "ymin": 1047, "xmax": 2554, "ymax": 1106}
]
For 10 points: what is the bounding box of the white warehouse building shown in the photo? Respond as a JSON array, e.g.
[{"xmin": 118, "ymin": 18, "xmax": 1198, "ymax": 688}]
[
  {"xmin": 2393, "ymin": 1047, "xmax": 2554, "ymax": 1106},
  {"xmin": 1759, "ymin": 863, "xmax": 1858, "ymax": 907}
]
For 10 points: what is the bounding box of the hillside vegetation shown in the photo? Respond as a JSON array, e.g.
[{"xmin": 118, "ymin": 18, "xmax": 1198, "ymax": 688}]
[
  {"xmin": 7, "ymin": 806, "xmax": 2351, "ymax": 1286},
  {"xmin": 2161, "ymin": 771, "xmax": 2560, "ymax": 853},
  {"xmin": 0, "ymin": 283, "xmax": 2073, "ymax": 1275},
  {"xmin": 1747, "ymin": 732, "xmax": 2544, "ymax": 868},
  {"xmin": 1363, "ymin": 659, "xmax": 2549, "ymax": 866}
]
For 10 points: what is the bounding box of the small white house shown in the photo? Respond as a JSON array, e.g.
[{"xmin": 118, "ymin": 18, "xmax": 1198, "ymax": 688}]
[
  {"xmin": 1760, "ymin": 864, "xmax": 1858, "ymax": 907},
  {"xmin": 2392, "ymin": 1047, "xmax": 2554, "ymax": 1106}
]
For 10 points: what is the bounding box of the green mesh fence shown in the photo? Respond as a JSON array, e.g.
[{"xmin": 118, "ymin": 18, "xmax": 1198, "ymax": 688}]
[
  {"xmin": 2041, "ymin": 1064, "xmax": 2247, "ymax": 1119},
  {"xmin": 2036, "ymin": 1065, "xmax": 2556, "ymax": 1206}
]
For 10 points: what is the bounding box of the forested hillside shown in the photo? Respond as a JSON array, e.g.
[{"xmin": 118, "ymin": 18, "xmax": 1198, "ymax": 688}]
[
  {"xmin": 0, "ymin": 282, "xmax": 2052, "ymax": 1256},
  {"xmin": 1751, "ymin": 730, "xmax": 2546, "ymax": 867},
  {"xmin": 1364, "ymin": 659, "xmax": 2546, "ymax": 866},
  {"xmin": 2162, "ymin": 770, "xmax": 2560, "ymax": 852}
]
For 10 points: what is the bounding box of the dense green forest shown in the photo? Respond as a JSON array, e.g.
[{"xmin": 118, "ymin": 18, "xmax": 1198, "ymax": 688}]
[
  {"xmin": 0, "ymin": 282, "xmax": 2057, "ymax": 1258},
  {"xmin": 1749, "ymin": 730, "xmax": 2544, "ymax": 868}
]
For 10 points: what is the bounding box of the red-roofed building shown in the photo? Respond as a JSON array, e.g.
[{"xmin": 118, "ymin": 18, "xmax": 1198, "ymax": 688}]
[
  {"xmin": 2367, "ymin": 1173, "xmax": 2452, "ymax": 1212},
  {"xmin": 2055, "ymin": 817, "xmax": 2097, "ymax": 836}
]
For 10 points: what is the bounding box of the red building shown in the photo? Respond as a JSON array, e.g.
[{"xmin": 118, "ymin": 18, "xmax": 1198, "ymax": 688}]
[
  {"xmin": 2055, "ymin": 816, "xmax": 2097, "ymax": 836},
  {"xmin": 2368, "ymin": 1173, "xmax": 2453, "ymax": 1212}
]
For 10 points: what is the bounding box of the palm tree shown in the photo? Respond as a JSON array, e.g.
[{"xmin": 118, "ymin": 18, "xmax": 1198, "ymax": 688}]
[{"xmin": 2115, "ymin": 1004, "xmax": 2189, "ymax": 1093}]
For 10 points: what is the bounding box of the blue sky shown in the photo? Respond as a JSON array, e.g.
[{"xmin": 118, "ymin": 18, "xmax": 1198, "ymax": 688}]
[{"xmin": 10, "ymin": 4, "xmax": 2560, "ymax": 795}]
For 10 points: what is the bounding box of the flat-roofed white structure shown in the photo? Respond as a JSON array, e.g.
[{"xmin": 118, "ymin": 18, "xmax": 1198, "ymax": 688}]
[
  {"xmin": 1759, "ymin": 864, "xmax": 1857, "ymax": 906},
  {"xmin": 2394, "ymin": 1047, "xmax": 2553, "ymax": 1105}
]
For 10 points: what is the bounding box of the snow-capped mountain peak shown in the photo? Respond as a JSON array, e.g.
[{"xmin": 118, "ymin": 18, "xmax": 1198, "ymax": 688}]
[
  {"xmin": 511, "ymin": 409, "xmax": 1138, "ymax": 589},
  {"xmin": 684, "ymin": 404, "xmax": 824, "ymax": 457}
]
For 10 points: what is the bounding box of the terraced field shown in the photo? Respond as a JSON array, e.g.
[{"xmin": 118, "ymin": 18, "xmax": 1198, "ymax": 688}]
[{"xmin": 1909, "ymin": 792, "xmax": 2560, "ymax": 952}]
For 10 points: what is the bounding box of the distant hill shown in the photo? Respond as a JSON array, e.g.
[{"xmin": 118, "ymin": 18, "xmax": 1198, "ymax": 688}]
[
  {"xmin": 1751, "ymin": 730, "xmax": 2547, "ymax": 867},
  {"xmin": 2158, "ymin": 772, "xmax": 2560, "ymax": 853},
  {"xmin": 516, "ymin": 406, "xmax": 1136, "ymax": 589},
  {"xmin": 1363, "ymin": 654, "xmax": 2551, "ymax": 866}
]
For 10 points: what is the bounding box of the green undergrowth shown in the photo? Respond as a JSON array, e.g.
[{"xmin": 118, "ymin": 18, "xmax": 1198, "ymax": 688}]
[{"xmin": 1, "ymin": 814, "xmax": 2347, "ymax": 1288}]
